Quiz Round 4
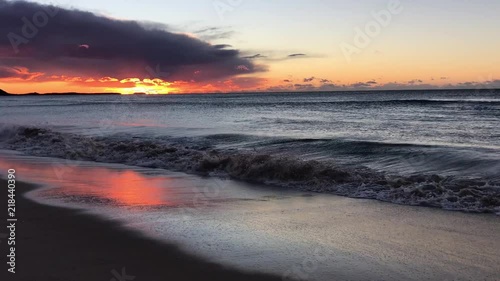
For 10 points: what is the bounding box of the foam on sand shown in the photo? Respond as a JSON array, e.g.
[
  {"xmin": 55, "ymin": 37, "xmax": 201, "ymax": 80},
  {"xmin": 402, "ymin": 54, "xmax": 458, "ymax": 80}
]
[{"xmin": 1, "ymin": 125, "xmax": 499, "ymax": 214}]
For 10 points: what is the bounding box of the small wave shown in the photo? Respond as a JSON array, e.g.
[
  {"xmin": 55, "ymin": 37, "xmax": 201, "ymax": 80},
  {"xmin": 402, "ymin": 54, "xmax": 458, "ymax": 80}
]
[
  {"xmin": 341, "ymin": 99, "xmax": 500, "ymax": 107},
  {"xmin": 4, "ymin": 98, "xmax": 500, "ymax": 109},
  {"xmin": 424, "ymin": 98, "xmax": 500, "ymax": 103},
  {"xmin": 1, "ymin": 125, "xmax": 499, "ymax": 214}
]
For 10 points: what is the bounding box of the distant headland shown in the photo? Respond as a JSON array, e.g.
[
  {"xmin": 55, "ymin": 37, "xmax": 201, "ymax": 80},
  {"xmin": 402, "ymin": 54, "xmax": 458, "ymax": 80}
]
[{"xmin": 0, "ymin": 89, "xmax": 122, "ymax": 96}]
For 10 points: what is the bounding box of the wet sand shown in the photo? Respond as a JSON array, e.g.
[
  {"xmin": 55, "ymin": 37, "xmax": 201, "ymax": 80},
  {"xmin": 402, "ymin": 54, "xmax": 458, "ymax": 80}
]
[
  {"xmin": 1, "ymin": 151, "xmax": 500, "ymax": 281},
  {"xmin": 0, "ymin": 179, "xmax": 281, "ymax": 281}
]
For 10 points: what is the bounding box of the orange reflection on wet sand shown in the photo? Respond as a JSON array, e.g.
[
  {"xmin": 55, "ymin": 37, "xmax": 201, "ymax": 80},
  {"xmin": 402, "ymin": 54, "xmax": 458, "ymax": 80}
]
[{"xmin": 0, "ymin": 158, "xmax": 178, "ymax": 207}]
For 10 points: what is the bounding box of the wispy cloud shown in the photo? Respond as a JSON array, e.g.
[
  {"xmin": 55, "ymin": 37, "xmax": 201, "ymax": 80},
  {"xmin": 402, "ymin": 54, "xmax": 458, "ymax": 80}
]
[
  {"xmin": 243, "ymin": 54, "xmax": 267, "ymax": 59},
  {"xmin": 288, "ymin": 53, "xmax": 306, "ymax": 58}
]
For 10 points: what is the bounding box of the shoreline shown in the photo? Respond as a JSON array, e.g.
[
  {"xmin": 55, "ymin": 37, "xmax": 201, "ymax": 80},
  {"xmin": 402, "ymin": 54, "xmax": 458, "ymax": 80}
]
[
  {"xmin": 0, "ymin": 153, "xmax": 499, "ymax": 281},
  {"xmin": 0, "ymin": 179, "xmax": 281, "ymax": 281},
  {"xmin": 2, "ymin": 125, "xmax": 499, "ymax": 214}
]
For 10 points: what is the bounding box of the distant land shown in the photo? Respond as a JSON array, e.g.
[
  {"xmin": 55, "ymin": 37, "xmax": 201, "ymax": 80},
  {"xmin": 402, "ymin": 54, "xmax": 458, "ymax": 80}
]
[{"xmin": 0, "ymin": 89, "xmax": 121, "ymax": 96}]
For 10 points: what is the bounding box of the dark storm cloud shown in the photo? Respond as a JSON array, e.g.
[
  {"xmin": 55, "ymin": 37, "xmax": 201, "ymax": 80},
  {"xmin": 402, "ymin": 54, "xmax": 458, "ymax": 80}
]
[{"xmin": 0, "ymin": 0, "xmax": 262, "ymax": 80}]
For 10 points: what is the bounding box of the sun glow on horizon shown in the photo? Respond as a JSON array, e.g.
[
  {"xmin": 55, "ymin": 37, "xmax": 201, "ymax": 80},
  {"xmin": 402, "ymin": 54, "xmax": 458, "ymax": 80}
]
[
  {"xmin": 111, "ymin": 83, "xmax": 173, "ymax": 95},
  {"xmin": 114, "ymin": 78, "xmax": 176, "ymax": 95}
]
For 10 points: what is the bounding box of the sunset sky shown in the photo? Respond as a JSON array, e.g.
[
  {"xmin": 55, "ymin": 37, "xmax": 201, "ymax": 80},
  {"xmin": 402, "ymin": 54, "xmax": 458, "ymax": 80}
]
[{"xmin": 1, "ymin": 0, "xmax": 499, "ymax": 94}]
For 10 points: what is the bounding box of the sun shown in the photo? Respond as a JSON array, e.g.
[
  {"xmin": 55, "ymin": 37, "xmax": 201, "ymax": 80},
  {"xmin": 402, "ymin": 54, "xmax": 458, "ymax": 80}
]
[{"xmin": 103, "ymin": 79, "xmax": 177, "ymax": 95}]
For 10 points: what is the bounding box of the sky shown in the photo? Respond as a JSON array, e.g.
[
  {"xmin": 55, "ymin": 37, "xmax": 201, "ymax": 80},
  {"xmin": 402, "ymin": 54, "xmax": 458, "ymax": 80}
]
[{"xmin": 0, "ymin": 0, "xmax": 499, "ymax": 94}]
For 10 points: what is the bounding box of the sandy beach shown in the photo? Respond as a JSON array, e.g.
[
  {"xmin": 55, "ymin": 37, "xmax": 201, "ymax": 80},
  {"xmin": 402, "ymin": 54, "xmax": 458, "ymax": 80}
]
[
  {"xmin": 0, "ymin": 152, "xmax": 499, "ymax": 281},
  {"xmin": 0, "ymin": 179, "xmax": 281, "ymax": 281}
]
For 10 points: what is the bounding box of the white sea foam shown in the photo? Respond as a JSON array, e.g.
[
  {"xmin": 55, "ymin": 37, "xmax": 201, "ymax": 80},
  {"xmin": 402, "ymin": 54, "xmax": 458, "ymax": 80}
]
[{"xmin": 1, "ymin": 125, "xmax": 499, "ymax": 214}]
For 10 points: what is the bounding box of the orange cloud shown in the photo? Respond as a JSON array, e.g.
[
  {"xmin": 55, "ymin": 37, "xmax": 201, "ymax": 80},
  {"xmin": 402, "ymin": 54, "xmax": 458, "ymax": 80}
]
[{"xmin": 0, "ymin": 66, "xmax": 43, "ymax": 81}]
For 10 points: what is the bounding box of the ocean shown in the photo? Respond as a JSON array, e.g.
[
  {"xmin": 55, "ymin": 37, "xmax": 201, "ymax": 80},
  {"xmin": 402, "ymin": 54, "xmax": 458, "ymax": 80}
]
[{"xmin": 1, "ymin": 89, "xmax": 499, "ymax": 213}]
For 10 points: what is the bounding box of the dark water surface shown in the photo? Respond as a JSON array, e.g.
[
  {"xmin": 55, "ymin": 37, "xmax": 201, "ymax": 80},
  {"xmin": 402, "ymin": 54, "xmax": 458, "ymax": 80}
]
[{"xmin": 1, "ymin": 90, "xmax": 499, "ymax": 212}]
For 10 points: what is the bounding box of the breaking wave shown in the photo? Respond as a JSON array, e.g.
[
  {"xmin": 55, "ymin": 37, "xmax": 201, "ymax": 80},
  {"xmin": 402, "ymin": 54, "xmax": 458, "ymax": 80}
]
[{"xmin": 1, "ymin": 125, "xmax": 499, "ymax": 214}]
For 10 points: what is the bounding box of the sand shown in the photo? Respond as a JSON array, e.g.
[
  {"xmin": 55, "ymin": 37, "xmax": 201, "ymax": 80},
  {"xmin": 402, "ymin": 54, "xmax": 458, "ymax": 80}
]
[
  {"xmin": 0, "ymin": 180, "xmax": 281, "ymax": 281},
  {"xmin": 1, "ymin": 152, "xmax": 499, "ymax": 281}
]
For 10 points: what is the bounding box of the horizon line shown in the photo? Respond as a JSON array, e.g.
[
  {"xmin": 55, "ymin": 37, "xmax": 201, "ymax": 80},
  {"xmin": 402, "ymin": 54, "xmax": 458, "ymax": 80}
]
[{"xmin": 1, "ymin": 88, "xmax": 499, "ymax": 96}]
